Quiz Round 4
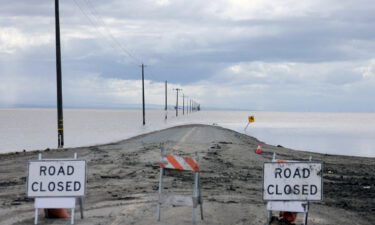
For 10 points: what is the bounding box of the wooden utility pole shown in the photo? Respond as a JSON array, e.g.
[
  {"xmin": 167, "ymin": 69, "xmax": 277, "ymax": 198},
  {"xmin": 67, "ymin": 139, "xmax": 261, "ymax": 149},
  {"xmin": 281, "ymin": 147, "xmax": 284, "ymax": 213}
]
[
  {"xmin": 182, "ymin": 94, "xmax": 185, "ymax": 115},
  {"xmin": 185, "ymin": 96, "xmax": 189, "ymax": 115},
  {"xmin": 165, "ymin": 81, "xmax": 168, "ymax": 120},
  {"xmin": 55, "ymin": 0, "xmax": 64, "ymax": 148},
  {"xmin": 173, "ymin": 88, "xmax": 182, "ymax": 117},
  {"xmin": 141, "ymin": 63, "xmax": 146, "ymax": 125}
]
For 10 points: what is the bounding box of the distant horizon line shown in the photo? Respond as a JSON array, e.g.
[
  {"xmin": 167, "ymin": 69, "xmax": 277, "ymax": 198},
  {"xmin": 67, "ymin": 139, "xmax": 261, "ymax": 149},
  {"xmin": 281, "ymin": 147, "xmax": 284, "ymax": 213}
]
[{"xmin": 1, "ymin": 105, "xmax": 375, "ymax": 114}]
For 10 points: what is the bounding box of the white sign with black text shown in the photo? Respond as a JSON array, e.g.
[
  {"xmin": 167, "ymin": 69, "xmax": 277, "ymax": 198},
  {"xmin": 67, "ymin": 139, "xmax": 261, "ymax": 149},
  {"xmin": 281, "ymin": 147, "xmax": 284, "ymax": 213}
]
[
  {"xmin": 263, "ymin": 162, "xmax": 323, "ymax": 201},
  {"xmin": 27, "ymin": 160, "xmax": 86, "ymax": 197}
]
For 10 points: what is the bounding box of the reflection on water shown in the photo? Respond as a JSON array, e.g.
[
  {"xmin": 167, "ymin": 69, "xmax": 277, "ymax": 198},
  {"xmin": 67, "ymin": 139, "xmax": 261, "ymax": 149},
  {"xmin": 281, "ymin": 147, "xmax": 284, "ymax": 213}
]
[
  {"xmin": 0, "ymin": 109, "xmax": 374, "ymax": 157},
  {"xmin": 214, "ymin": 111, "xmax": 375, "ymax": 157}
]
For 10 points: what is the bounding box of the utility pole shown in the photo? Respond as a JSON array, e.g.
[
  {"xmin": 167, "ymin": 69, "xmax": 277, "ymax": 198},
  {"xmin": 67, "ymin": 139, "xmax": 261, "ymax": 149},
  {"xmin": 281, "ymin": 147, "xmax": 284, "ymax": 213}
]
[
  {"xmin": 55, "ymin": 0, "xmax": 64, "ymax": 148},
  {"xmin": 182, "ymin": 94, "xmax": 185, "ymax": 115},
  {"xmin": 165, "ymin": 80, "xmax": 168, "ymax": 120},
  {"xmin": 173, "ymin": 88, "xmax": 182, "ymax": 117},
  {"xmin": 185, "ymin": 96, "xmax": 189, "ymax": 115},
  {"xmin": 141, "ymin": 63, "xmax": 146, "ymax": 125}
]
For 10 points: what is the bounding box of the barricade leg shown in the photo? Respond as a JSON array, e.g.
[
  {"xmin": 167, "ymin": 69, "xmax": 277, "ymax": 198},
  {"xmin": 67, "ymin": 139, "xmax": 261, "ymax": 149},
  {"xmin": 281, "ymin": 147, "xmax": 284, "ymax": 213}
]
[
  {"xmin": 157, "ymin": 167, "xmax": 164, "ymax": 221},
  {"xmin": 192, "ymin": 170, "xmax": 199, "ymax": 224},
  {"xmin": 198, "ymin": 173, "xmax": 204, "ymax": 220},
  {"xmin": 34, "ymin": 208, "xmax": 38, "ymax": 225},
  {"xmin": 192, "ymin": 207, "xmax": 196, "ymax": 225},
  {"xmin": 199, "ymin": 199, "xmax": 204, "ymax": 221},
  {"xmin": 157, "ymin": 146, "xmax": 165, "ymax": 221}
]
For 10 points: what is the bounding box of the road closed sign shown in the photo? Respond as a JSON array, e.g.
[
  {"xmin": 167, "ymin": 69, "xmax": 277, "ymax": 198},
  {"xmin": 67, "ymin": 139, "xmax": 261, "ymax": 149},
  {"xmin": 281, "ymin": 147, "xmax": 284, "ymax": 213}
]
[
  {"xmin": 27, "ymin": 160, "xmax": 87, "ymax": 197},
  {"xmin": 263, "ymin": 162, "xmax": 323, "ymax": 201}
]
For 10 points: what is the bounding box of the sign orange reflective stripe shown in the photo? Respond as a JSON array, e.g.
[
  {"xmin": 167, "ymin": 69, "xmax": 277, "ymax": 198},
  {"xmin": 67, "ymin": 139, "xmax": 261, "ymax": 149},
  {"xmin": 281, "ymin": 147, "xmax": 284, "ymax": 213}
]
[
  {"xmin": 165, "ymin": 155, "xmax": 184, "ymax": 170},
  {"xmin": 183, "ymin": 157, "xmax": 200, "ymax": 172}
]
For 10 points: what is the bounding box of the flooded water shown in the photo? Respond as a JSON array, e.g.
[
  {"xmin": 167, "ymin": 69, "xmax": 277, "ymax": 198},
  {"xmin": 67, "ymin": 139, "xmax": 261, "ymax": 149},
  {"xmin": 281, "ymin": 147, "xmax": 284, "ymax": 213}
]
[{"xmin": 0, "ymin": 108, "xmax": 374, "ymax": 157}]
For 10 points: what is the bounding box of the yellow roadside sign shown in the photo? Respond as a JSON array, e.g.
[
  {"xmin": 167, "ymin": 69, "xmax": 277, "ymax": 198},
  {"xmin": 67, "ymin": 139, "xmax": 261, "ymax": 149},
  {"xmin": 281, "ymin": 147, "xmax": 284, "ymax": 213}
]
[{"xmin": 248, "ymin": 115, "xmax": 255, "ymax": 123}]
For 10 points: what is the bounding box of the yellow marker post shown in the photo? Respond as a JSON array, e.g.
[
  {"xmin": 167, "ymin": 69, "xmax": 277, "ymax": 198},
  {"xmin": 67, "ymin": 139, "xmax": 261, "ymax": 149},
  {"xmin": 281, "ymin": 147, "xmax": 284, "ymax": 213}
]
[{"xmin": 244, "ymin": 115, "xmax": 255, "ymax": 131}]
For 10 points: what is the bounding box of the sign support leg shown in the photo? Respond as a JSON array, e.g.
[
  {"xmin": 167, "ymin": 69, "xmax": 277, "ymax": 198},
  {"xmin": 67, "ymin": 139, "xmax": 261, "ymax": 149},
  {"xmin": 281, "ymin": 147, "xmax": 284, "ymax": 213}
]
[
  {"xmin": 303, "ymin": 203, "xmax": 309, "ymax": 225},
  {"xmin": 71, "ymin": 208, "xmax": 75, "ymax": 225},
  {"xmin": 267, "ymin": 210, "xmax": 272, "ymax": 224},
  {"xmin": 79, "ymin": 197, "xmax": 84, "ymax": 219},
  {"xmin": 244, "ymin": 122, "xmax": 250, "ymax": 131},
  {"xmin": 34, "ymin": 208, "xmax": 38, "ymax": 225}
]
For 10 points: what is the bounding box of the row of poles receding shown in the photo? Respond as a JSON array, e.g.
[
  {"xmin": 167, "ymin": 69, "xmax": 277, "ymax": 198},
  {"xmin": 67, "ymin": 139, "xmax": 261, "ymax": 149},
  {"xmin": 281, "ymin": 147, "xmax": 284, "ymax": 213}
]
[
  {"xmin": 54, "ymin": 0, "xmax": 200, "ymax": 148},
  {"xmin": 170, "ymin": 86, "xmax": 201, "ymax": 118},
  {"xmin": 143, "ymin": 76, "xmax": 201, "ymax": 125}
]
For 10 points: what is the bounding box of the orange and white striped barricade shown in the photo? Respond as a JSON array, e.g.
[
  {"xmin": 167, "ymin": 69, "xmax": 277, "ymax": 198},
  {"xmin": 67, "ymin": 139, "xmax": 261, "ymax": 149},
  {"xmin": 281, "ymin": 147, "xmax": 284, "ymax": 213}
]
[
  {"xmin": 156, "ymin": 146, "xmax": 203, "ymax": 224},
  {"xmin": 28, "ymin": 153, "xmax": 86, "ymax": 225},
  {"xmin": 264, "ymin": 153, "xmax": 323, "ymax": 225}
]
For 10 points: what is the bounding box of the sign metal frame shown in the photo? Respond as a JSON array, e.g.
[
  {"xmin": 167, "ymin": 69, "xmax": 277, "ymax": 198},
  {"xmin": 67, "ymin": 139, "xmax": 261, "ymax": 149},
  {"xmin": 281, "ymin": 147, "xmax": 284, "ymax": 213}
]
[
  {"xmin": 262, "ymin": 161, "xmax": 323, "ymax": 201},
  {"xmin": 264, "ymin": 153, "xmax": 324, "ymax": 225},
  {"xmin": 29, "ymin": 153, "xmax": 86, "ymax": 225},
  {"xmin": 27, "ymin": 159, "xmax": 87, "ymax": 198}
]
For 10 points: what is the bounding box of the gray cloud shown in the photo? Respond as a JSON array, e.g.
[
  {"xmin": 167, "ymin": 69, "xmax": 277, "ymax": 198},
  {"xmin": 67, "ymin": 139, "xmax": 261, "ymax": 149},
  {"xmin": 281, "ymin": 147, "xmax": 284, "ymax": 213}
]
[{"xmin": 1, "ymin": 0, "xmax": 375, "ymax": 111}]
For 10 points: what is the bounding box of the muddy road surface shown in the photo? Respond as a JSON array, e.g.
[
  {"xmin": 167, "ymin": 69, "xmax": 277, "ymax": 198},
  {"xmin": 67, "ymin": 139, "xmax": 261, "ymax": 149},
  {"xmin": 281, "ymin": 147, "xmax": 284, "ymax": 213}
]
[{"xmin": 0, "ymin": 125, "xmax": 374, "ymax": 225}]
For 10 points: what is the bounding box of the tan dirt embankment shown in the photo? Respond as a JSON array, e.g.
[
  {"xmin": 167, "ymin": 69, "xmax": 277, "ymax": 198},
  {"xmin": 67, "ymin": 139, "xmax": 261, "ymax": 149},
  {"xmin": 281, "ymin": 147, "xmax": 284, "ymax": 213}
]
[{"xmin": 0, "ymin": 124, "xmax": 374, "ymax": 225}]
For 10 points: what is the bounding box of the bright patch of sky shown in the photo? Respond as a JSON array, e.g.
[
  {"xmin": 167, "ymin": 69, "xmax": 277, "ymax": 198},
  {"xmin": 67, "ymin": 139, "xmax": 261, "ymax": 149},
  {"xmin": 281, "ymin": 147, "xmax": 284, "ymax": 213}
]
[{"xmin": 1, "ymin": 0, "xmax": 375, "ymax": 112}]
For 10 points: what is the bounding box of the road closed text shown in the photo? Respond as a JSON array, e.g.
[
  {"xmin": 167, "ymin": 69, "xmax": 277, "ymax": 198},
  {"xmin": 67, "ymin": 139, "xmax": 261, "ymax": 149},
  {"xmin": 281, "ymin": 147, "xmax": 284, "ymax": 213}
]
[
  {"xmin": 263, "ymin": 162, "xmax": 322, "ymax": 201},
  {"xmin": 266, "ymin": 183, "xmax": 318, "ymax": 196},
  {"xmin": 30, "ymin": 165, "xmax": 82, "ymax": 192},
  {"xmin": 27, "ymin": 160, "xmax": 86, "ymax": 197}
]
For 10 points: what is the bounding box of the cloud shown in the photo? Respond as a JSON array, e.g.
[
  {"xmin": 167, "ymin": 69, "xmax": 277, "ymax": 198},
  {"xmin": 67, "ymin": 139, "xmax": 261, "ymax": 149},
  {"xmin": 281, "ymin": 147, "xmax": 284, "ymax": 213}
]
[
  {"xmin": 0, "ymin": 27, "xmax": 53, "ymax": 53},
  {"xmin": 189, "ymin": 60, "xmax": 375, "ymax": 111},
  {"xmin": 215, "ymin": 61, "xmax": 365, "ymax": 86},
  {"xmin": 1, "ymin": 0, "xmax": 375, "ymax": 111},
  {"xmin": 1, "ymin": 59, "xmax": 375, "ymax": 112}
]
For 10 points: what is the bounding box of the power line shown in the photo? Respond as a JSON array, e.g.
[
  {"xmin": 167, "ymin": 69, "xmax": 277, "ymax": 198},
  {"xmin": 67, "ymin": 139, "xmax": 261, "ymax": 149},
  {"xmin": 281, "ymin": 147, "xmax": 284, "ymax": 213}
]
[
  {"xmin": 71, "ymin": 0, "xmax": 119, "ymax": 55},
  {"xmin": 71, "ymin": 0, "xmax": 142, "ymax": 65},
  {"xmin": 83, "ymin": 0, "xmax": 142, "ymax": 63}
]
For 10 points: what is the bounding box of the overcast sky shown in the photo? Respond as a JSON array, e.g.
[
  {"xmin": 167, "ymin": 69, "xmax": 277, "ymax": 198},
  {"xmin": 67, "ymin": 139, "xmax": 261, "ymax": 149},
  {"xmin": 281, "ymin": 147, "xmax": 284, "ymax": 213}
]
[{"xmin": 1, "ymin": 0, "xmax": 375, "ymax": 111}]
